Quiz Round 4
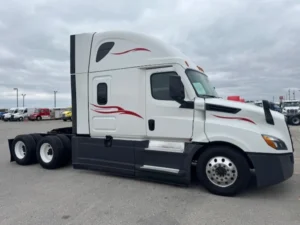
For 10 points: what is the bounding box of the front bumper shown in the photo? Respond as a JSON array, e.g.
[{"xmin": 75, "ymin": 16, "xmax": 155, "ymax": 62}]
[{"xmin": 248, "ymin": 152, "xmax": 294, "ymax": 188}]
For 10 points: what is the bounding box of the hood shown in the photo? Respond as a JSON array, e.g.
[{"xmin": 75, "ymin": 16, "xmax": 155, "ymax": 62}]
[
  {"xmin": 62, "ymin": 111, "xmax": 71, "ymax": 115},
  {"xmin": 282, "ymin": 106, "xmax": 299, "ymax": 110},
  {"xmin": 203, "ymin": 97, "xmax": 285, "ymax": 125}
]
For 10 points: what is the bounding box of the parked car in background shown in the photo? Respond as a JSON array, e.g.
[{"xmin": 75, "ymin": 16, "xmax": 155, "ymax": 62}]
[
  {"xmin": 29, "ymin": 108, "xmax": 51, "ymax": 121},
  {"xmin": 269, "ymin": 102, "xmax": 282, "ymax": 113},
  {"xmin": 254, "ymin": 101, "xmax": 282, "ymax": 113}
]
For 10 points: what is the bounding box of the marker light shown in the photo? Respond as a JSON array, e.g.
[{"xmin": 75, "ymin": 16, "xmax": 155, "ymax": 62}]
[
  {"xmin": 262, "ymin": 134, "xmax": 287, "ymax": 150},
  {"xmin": 197, "ymin": 66, "xmax": 204, "ymax": 72}
]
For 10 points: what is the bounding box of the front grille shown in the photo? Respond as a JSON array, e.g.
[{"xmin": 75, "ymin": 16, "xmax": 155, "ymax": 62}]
[{"xmin": 287, "ymin": 109, "xmax": 297, "ymax": 115}]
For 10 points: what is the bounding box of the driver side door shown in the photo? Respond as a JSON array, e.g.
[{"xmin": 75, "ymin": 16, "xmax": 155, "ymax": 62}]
[{"xmin": 145, "ymin": 67, "xmax": 194, "ymax": 141}]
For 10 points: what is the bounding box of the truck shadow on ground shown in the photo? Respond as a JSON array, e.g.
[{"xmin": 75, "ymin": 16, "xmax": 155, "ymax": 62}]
[{"xmin": 72, "ymin": 164, "xmax": 295, "ymax": 199}]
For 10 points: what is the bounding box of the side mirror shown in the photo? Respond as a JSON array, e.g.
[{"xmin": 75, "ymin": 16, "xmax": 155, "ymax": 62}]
[{"xmin": 169, "ymin": 75, "xmax": 185, "ymax": 103}]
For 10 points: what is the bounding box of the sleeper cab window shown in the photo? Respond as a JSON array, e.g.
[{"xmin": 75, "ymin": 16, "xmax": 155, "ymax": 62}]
[
  {"xmin": 97, "ymin": 83, "xmax": 108, "ymax": 105},
  {"xmin": 150, "ymin": 72, "xmax": 178, "ymax": 101}
]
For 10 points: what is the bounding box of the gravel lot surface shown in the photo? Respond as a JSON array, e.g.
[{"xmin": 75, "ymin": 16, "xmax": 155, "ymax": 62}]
[{"xmin": 0, "ymin": 120, "xmax": 299, "ymax": 225}]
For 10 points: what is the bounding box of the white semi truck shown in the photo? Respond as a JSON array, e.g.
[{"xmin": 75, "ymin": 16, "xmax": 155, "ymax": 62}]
[
  {"xmin": 3, "ymin": 107, "xmax": 34, "ymax": 121},
  {"xmin": 7, "ymin": 31, "xmax": 294, "ymax": 196}
]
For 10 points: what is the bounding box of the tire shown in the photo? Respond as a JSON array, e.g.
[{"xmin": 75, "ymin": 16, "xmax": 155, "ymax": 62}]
[
  {"xmin": 290, "ymin": 116, "xmax": 300, "ymax": 126},
  {"xmin": 63, "ymin": 118, "xmax": 67, "ymax": 121},
  {"xmin": 30, "ymin": 133, "xmax": 43, "ymax": 144},
  {"xmin": 36, "ymin": 135, "xmax": 67, "ymax": 169},
  {"xmin": 11, "ymin": 134, "xmax": 37, "ymax": 165},
  {"xmin": 37, "ymin": 116, "xmax": 42, "ymax": 121},
  {"xmin": 56, "ymin": 134, "xmax": 72, "ymax": 163},
  {"xmin": 19, "ymin": 117, "xmax": 24, "ymax": 121},
  {"xmin": 196, "ymin": 146, "xmax": 251, "ymax": 196}
]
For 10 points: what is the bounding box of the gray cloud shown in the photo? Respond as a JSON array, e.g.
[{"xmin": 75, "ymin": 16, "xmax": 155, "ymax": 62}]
[{"xmin": 1, "ymin": 0, "xmax": 300, "ymax": 109}]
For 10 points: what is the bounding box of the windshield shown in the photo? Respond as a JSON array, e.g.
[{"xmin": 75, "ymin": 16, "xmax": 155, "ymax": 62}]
[
  {"xmin": 186, "ymin": 69, "xmax": 218, "ymax": 97},
  {"xmin": 34, "ymin": 109, "xmax": 40, "ymax": 113},
  {"xmin": 283, "ymin": 102, "xmax": 300, "ymax": 107}
]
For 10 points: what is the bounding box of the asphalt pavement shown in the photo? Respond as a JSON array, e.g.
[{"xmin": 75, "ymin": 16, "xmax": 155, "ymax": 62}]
[{"xmin": 0, "ymin": 120, "xmax": 299, "ymax": 225}]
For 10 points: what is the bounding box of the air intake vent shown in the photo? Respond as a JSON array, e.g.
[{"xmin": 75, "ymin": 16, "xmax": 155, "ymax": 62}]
[{"xmin": 206, "ymin": 104, "xmax": 241, "ymax": 114}]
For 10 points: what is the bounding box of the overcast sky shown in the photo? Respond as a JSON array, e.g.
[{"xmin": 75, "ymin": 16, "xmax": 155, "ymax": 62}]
[{"xmin": 0, "ymin": 0, "xmax": 300, "ymax": 109}]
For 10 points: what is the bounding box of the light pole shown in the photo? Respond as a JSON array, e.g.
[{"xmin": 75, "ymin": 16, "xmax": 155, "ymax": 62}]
[
  {"xmin": 21, "ymin": 94, "xmax": 26, "ymax": 107},
  {"xmin": 54, "ymin": 91, "xmax": 58, "ymax": 108},
  {"xmin": 13, "ymin": 88, "xmax": 18, "ymax": 108}
]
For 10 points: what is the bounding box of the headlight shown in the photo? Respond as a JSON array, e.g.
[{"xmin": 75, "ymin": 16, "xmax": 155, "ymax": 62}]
[{"xmin": 262, "ymin": 134, "xmax": 287, "ymax": 150}]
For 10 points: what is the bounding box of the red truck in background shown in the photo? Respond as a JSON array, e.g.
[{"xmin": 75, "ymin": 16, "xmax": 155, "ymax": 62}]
[
  {"xmin": 227, "ymin": 96, "xmax": 245, "ymax": 102},
  {"xmin": 28, "ymin": 108, "xmax": 51, "ymax": 121}
]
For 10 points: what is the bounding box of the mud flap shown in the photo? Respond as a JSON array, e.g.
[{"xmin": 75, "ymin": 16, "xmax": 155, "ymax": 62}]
[{"xmin": 8, "ymin": 139, "xmax": 15, "ymax": 162}]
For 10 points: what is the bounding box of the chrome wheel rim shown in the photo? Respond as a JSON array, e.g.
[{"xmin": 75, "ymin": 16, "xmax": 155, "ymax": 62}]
[{"xmin": 205, "ymin": 156, "xmax": 238, "ymax": 188}]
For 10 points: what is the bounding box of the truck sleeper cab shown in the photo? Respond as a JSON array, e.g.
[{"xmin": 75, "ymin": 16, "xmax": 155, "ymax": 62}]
[{"xmin": 7, "ymin": 31, "xmax": 294, "ymax": 196}]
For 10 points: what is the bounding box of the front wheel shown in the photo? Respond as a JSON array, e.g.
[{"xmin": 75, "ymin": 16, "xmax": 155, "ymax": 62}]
[
  {"xmin": 290, "ymin": 115, "xmax": 300, "ymax": 126},
  {"xmin": 196, "ymin": 146, "xmax": 251, "ymax": 196}
]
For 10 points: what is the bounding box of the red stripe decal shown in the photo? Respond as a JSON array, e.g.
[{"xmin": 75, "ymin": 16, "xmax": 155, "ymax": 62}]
[
  {"xmin": 90, "ymin": 104, "xmax": 143, "ymax": 119},
  {"xmin": 213, "ymin": 115, "xmax": 256, "ymax": 124},
  {"xmin": 111, "ymin": 48, "xmax": 151, "ymax": 55}
]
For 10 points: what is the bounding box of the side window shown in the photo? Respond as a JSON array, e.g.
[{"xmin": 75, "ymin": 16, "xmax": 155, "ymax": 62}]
[
  {"xmin": 41, "ymin": 109, "xmax": 44, "ymax": 113},
  {"xmin": 150, "ymin": 72, "xmax": 178, "ymax": 101},
  {"xmin": 24, "ymin": 109, "xmax": 27, "ymax": 113},
  {"xmin": 97, "ymin": 83, "xmax": 108, "ymax": 105}
]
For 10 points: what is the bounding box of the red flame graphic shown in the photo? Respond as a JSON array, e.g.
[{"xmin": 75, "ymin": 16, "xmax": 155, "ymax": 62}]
[
  {"xmin": 213, "ymin": 115, "xmax": 256, "ymax": 124},
  {"xmin": 91, "ymin": 104, "xmax": 143, "ymax": 119},
  {"xmin": 111, "ymin": 48, "xmax": 151, "ymax": 55}
]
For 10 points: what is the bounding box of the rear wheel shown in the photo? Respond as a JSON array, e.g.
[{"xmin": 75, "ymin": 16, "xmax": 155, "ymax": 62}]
[
  {"xmin": 36, "ymin": 135, "xmax": 68, "ymax": 169},
  {"xmin": 196, "ymin": 146, "xmax": 251, "ymax": 196},
  {"xmin": 56, "ymin": 134, "xmax": 72, "ymax": 163},
  {"xmin": 30, "ymin": 133, "xmax": 43, "ymax": 144},
  {"xmin": 11, "ymin": 135, "xmax": 37, "ymax": 165}
]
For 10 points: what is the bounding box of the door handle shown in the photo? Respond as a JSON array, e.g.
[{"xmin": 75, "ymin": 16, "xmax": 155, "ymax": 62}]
[{"xmin": 148, "ymin": 119, "xmax": 155, "ymax": 131}]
